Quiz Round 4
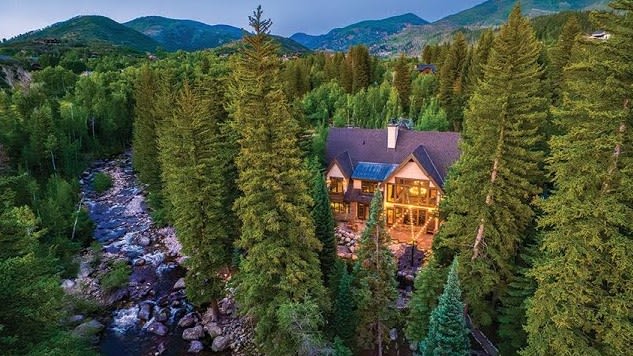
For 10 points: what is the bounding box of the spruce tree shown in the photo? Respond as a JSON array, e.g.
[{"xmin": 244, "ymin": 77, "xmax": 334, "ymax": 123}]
[
  {"xmin": 393, "ymin": 54, "xmax": 412, "ymax": 114},
  {"xmin": 332, "ymin": 266, "xmax": 356, "ymax": 348},
  {"xmin": 353, "ymin": 190, "xmax": 398, "ymax": 355},
  {"xmin": 228, "ymin": 7, "xmax": 327, "ymax": 354},
  {"xmin": 405, "ymin": 255, "xmax": 448, "ymax": 347},
  {"xmin": 434, "ymin": 4, "xmax": 546, "ymax": 325},
  {"xmin": 420, "ymin": 258, "xmax": 470, "ymax": 356},
  {"xmin": 465, "ymin": 29, "xmax": 494, "ymax": 97},
  {"xmin": 157, "ymin": 81, "xmax": 231, "ymax": 316},
  {"xmin": 308, "ymin": 158, "xmax": 337, "ymax": 283},
  {"xmin": 525, "ymin": 2, "xmax": 633, "ymax": 355},
  {"xmin": 549, "ymin": 15, "xmax": 582, "ymax": 106},
  {"xmin": 438, "ymin": 32, "xmax": 468, "ymax": 131},
  {"xmin": 349, "ymin": 45, "xmax": 371, "ymax": 93}
]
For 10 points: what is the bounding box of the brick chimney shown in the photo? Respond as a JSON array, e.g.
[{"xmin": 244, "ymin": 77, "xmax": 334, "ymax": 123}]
[{"xmin": 387, "ymin": 123, "xmax": 399, "ymax": 149}]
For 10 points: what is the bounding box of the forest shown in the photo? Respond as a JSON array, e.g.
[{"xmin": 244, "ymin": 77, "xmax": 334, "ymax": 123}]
[{"xmin": 0, "ymin": 1, "xmax": 631, "ymax": 355}]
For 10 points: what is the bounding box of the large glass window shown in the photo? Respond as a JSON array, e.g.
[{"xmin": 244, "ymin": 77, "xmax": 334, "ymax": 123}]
[
  {"xmin": 361, "ymin": 181, "xmax": 378, "ymax": 194},
  {"xmin": 357, "ymin": 203, "xmax": 369, "ymax": 220},
  {"xmin": 390, "ymin": 178, "xmax": 436, "ymax": 206},
  {"xmin": 330, "ymin": 202, "xmax": 348, "ymax": 214},
  {"xmin": 329, "ymin": 177, "xmax": 344, "ymax": 194}
]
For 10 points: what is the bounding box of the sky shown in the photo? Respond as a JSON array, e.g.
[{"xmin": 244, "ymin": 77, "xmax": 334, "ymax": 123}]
[{"xmin": 0, "ymin": 0, "xmax": 485, "ymax": 40}]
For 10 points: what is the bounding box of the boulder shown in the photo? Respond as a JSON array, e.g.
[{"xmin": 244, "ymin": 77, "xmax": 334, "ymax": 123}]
[
  {"xmin": 389, "ymin": 328, "xmax": 398, "ymax": 341},
  {"xmin": 182, "ymin": 325, "xmax": 205, "ymax": 341},
  {"xmin": 155, "ymin": 308, "xmax": 170, "ymax": 323},
  {"xmin": 134, "ymin": 258, "xmax": 146, "ymax": 266},
  {"xmin": 212, "ymin": 335, "xmax": 231, "ymax": 352},
  {"xmin": 147, "ymin": 321, "xmax": 168, "ymax": 336},
  {"xmin": 204, "ymin": 322, "xmax": 223, "ymax": 339},
  {"xmin": 62, "ymin": 279, "xmax": 76, "ymax": 290},
  {"xmin": 68, "ymin": 314, "xmax": 85, "ymax": 325},
  {"xmin": 188, "ymin": 340, "xmax": 204, "ymax": 353},
  {"xmin": 178, "ymin": 312, "xmax": 198, "ymax": 328},
  {"xmin": 137, "ymin": 235, "xmax": 151, "ymax": 247},
  {"xmin": 72, "ymin": 319, "xmax": 104, "ymax": 338},
  {"xmin": 409, "ymin": 341, "xmax": 418, "ymax": 352},
  {"xmin": 173, "ymin": 277, "xmax": 186, "ymax": 290},
  {"xmin": 138, "ymin": 302, "xmax": 153, "ymax": 320},
  {"xmin": 156, "ymin": 342, "xmax": 167, "ymax": 355}
]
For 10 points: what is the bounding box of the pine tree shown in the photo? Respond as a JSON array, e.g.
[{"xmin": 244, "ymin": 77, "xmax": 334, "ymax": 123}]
[
  {"xmin": 308, "ymin": 157, "xmax": 337, "ymax": 282},
  {"xmin": 353, "ymin": 190, "xmax": 398, "ymax": 355},
  {"xmin": 158, "ymin": 81, "xmax": 231, "ymax": 316},
  {"xmin": 420, "ymin": 258, "xmax": 470, "ymax": 356},
  {"xmin": 434, "ymin": 4, "xmax": 546, "ymax": 325},
  {"xmin": 332, "ymin": 266, "xmax": 356, "ymax": 348},
  {"xmin": 405, "ymin": 255, "xmax": 448, "ymax": 348},
  {"xmin": 524, "ymin": 2, "xmax": 633, "ymax": 355},
  {"xmin": 438, "ymin": 32, "xmax": 468, "ymax": 131},
  {"xmin": 349, "ymin": 45, "xmax": 371, "ymax": 93},
  {"xmin": 393, "ymin": 54, "xmax": 412, "ymax": 114},
  {"xmin": 549, "ymin": 15, "xmax": 582, "ymax": 106},
  {"xmin": 465, "ymin": 29, "xmax": 494, "ymax": 97},
  {"xmin": 228, "ymin": 7, "xmax": 327, "ymax": 354}
]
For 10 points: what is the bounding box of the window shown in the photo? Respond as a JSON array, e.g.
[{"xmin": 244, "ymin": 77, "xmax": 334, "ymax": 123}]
[
  {"xmin": 394, "ymin": 207, "xmax": 426, "ymax": 226},
  {"xmin": 329, "ymin": 177, "xmax": 344, "ymax": 194},
  {"xmin": 393, "ymin": 178, "xmax": 433, "ymax": 206},
  {"xmin": 361, "ymin": 181, "xmax": 378, "ymax": 194},
  {"xmin": 330, "ymin": 202, "xmax": 348, "ymax": 214},
  {"xmin": 357, "ymin": 203, "xmax": 369, "ymax": 220}
]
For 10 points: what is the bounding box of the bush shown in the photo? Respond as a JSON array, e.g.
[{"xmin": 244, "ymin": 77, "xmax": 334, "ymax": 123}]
[
  {"xmin": 92, "ymin": 172, "xmax": 112, "ymax": 194},
  {"xmin": 101, "ymin": 259, "xmax": 130, "ymax": 292}
]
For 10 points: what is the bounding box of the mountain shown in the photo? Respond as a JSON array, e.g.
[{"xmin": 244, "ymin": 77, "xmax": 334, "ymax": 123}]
[
  {"xmin": 124, "ymin": 16, "xmax": 244, "ymax": 51},
  {"xmin": 213, "ymin": 34, "xmax": 311, "ymax": 56},
  {"xmin": 436, "ymin": 0, "xmax": 609, "ymax": 27},
  {"xmin": 5, "ymin": 15, "xmax": 160, "ymax": 52},
  {"xmin": 290, "ymin": 13, "xmax": 428, "ymax": 51}
]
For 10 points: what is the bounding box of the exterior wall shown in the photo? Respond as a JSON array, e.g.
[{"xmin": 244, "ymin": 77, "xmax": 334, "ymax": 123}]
[
  {"xmin": 353, "ymin": 179, "xmax": 361, "ymax": 190},
  {"xmin": 326, "ymin": 163, "xmax": 348, "ymax": 194},
  {"xmin": 386, "ymin": 160, "xmax": 436, "ymax": 188}
]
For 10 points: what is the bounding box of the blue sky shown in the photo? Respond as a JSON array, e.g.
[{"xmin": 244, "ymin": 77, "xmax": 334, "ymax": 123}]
[{"xmin": 1, "ymin": 0, "xmax": 484, "ymax": 40}]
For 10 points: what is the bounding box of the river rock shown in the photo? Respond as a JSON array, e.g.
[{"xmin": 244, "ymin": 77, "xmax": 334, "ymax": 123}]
[
  {"xmin": 212, "ymin": 335, "xmax": 231, "ymax": 352},
  {"xmin": 188, "ymin": 340, "xmax": 204, "ymax": 353},
  {"xmin": 147, "ymin": 321, "xmax": 168, "ymax": 336},
  {"xmin": 389, "ymin": 328, "xmax": 398, "ymax": 341},
  {"xmin": 178, "ymin": 312, "xmax": 198, "ymax": 328},
  {"xmin": 134, "ymin": 258, "xmax": 146, "ymax": 266},
  {"xmin": 173, "ymin": 277, "xmax": 186, "ymax": 290},
  {"xmin": 156, "ymin": 342, "xmax": 167, "ymax": 355},
  {"xmin": 62, "ymin": 279, "xmax": 76, "ymax": 290},
  {"xmin": 182, "ymin": 325, "xmax": 204, "ymax": 340},
  {"xmin": 138, "ymin": 302, "xmax": 153, "ymax": 320},
  {"xmin": 409, "ymin": 341, "xmax": 418, "ymax": 351},
  {"xmin": 72, "ymin": 319, "xmax": 104, "ymax": 338},
  {"xmin": 68, "ymin": 314, "xmax": 85, "ymax": 325},
  {"xmin": 136, "ymin": 235, "xmax": 151, "ymax": 247},
  {"xmin": 155, "ymin": 308, "xmax": 170, "ymax": 323},
  {"xmin": 204, "ymin": 322, "xmax": 223, "ymax": 339}
]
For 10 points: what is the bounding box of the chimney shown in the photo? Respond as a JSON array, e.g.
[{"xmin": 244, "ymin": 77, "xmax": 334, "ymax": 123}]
[{"xmin": 387, "ymin": 123, "xmax": 399, "ymax": 149}]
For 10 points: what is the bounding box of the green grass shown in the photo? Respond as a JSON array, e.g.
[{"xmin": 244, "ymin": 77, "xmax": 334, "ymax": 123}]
[
  {"xmin": 101, "ymin": 259, "xmax": 130, "ymax": 292},
  {"xmin": 92, "ymin": 172, "xmax": 112, "ymax": 194}
]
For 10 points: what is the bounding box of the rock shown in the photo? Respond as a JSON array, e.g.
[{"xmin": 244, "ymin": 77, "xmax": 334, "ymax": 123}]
[
  {"xmin": 147, "ymin": 321, "xmax": 168, "ymax": 336},
  {"xmin": 106, "ymin": 287, "xmax": 129, "ymax": 305},
  {"xmin": 349, "ymin": 245, "xmax": 355, "ymax": 253},
  {"xmin": 155, "ymin": 308, "xmax": 170, "ymax": 323},
  {"xmin": 134, "ymin": 258, "xmax": 146, "ymax": 266},
  {"xmin": 62, "ymin": 279, "xmax": 76, "ymax": 290},
  {"xmin": 157, "ymin": 295, "xmax": 170, "ymax": 307},
  {"xmin": 137, "ymin": 235, "xmax": 151, "ymax": 246},
  {"xmin": 182, "ymin": 325, "xmax": 205, "ymax": 340},
  {"xmin": 389, "ymin": 328, "xmax": 398, "ymax": 341},
  {"xmin": 212, "ymin": 335, "xmax": 231, "ymax": 352},
  {"xmin": 72, "ymin": 319, "xmax": 104, "ymax": 338},
  {"xmin": 173, "ymin": 277, "xmax": 186, "ymax": 290},
  {"xmin": 178, "ymin": 312, "xmax": 198, "ymax": 328},
  {"xmin": 204, "ymin": 322, "xmax": 223, "ymax": 339},
  {"xmin": 68, "ymin": 314, "xmax": 85, "ymax": 325},
  {"xmin": 138, "ymin": 302, "xmax": 153, "ymax": 321},
  {"xmin": 188, "ymin": 340, "xmax": 204, "ymax": 353},
  {"xmin": 156, "ymin": 342, "xmax": 167, "ymax": 355},
  {"xmin": 409, "ymin": 341, "xmax": 418, "ymax": 352}
]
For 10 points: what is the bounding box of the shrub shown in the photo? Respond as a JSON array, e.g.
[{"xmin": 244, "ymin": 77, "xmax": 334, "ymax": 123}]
[
  {"xmin": 92, "ymin": 172, "xmax": 112, "ymax": 194},
  {"xmin": 101, "ymin": 259, "xmax": 130, "ymax": 292}
]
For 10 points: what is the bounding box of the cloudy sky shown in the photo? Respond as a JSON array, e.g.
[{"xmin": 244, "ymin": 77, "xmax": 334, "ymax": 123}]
[{"xmin": 1, "ymin": 0, "xmax": 485, "ymax": 40}]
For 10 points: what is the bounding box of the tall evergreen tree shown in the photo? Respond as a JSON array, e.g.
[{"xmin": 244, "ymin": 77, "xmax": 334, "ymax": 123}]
[
  {"xmin": 438, "ymin": 32, "xmax": 468, "ymax": 131},
  {"xmin": 228, "ymin": 7, "xmax": 327, "ymax": 354},
  {"xmin": 549, "ymin": 15, "xmax": 582, "ymax": 106},
  {"xmin": 525, "ymin": 2, "xmax": 633, "ymax": 355},
  {"xmin": 158, "ymin": 81, "xmax": 232, "ymax": 316},
  {"xmin": 349, "ymin": 45, "xmax": 371, "ymax": 93},
  {"xmin": 308, "ymin": 158, "xmax": 337, "ymax": 283},
  {"xmin": 420, "ymin": 258, "xmax": 470, "ymax": 356},
  {"xmin": 465, "ymin": 29, "xmax": 494, "ymax": 97},
  {"xmin": 332, "ymin": 266, "xmax": 356, "ymax": 348},
  {"xmin": 393, "ymin": 54, "xmax": 412, "ymax": 114},
  {"xmin": 353, "ymin": 190, "xmax": 398, "ymax": 356},
  {"xmin": 434, "ymin": 4, "xmax": 547, "ymax": 325},
  {"xmin": 406, "ymin": 255, "xmax": 448, "ymax": 348}
]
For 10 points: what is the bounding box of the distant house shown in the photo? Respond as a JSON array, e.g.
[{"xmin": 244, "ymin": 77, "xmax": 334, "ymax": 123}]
[
  {"xmin": 325, "ymin": 125, "xmax": 460, "ymax": 241},
  {"xmin": 415, "ymin": 64, "xmax": 437, "ymax": 74},
  {"xmin": 589, "ymin": 30, "xmax": 611, "ymax": 40}
]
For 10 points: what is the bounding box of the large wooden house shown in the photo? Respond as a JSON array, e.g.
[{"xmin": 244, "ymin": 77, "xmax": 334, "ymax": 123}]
[{"xmin": 325, "ymin": 125, "xmax": 460, "ymax": 242}]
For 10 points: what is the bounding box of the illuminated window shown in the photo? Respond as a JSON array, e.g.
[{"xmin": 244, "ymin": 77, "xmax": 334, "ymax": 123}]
[
  {"xmin": 330, "ymin": 202, "xmax": 348, "ymax": 214},
  {"xmin": 329, "ymin": 177, "xmax": 344, "ymax": 194},
  {"xmin": 357, "ymin": 203, "xmax": 369, "ymax": 220},
  {"xmin": 361, "ymin": 181, "xmax": 378, "ymax": 194}
]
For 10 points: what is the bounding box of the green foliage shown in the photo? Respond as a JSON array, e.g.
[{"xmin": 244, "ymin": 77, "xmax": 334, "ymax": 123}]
[
  {"xmin": 524, "ymin": 2, "xmax": 633, "ymax": 355},
  {"xmin": 353, "ymin": 190, "xmax": 398, "ymax": 352},
  {"xmin": 101, "ymin": 259, "xmax": 130, "ymax": 292},
  {"xmin": 332, "ymin": 265, "xmax": 356, "ymax": 348},
  {"xmin": 416, "ymin": 98, "xmax": 449, "ymax": 131},
  {"xmin": 419, "ymin": 258, "xmax": 470, "ymax": 356},
  {"xmin": 308, "ymin": 158, "xmax": 337, "ymax": 283},
  {"xmin": 406, "ymin": 255, "xmax": 448, "ymax": 345},
  {"xmin": 438, "ymin": 32, "xmax": 469, "ymax": 131},
  {"xmin": 435, "ymin": 4, "xmax": 547, "ymax": 326},
  {"xmin": 333, "ymin": 336, "xmax": 353, "ymax": 356},
  {"xmin": 228, "ymin": 7, "xmax": 327, "ymax": 354},
  {"xmin": 92, "ymin": 172, "xmax": 112, "ymax": 194},
  {"xmin": 393, "ymin": 54, "xmax": 412, "ymax": 113}
]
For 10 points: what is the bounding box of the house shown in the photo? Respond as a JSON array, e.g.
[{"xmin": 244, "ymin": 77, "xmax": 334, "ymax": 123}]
[
  {"xmin": 415, "ymin": 64, "xmax": 437, "ymax": 74},
  {"xmin": 325, "ymin": 124, "xmax": 460, "ymax": 243},
  {"xmin": 589, "ymin": 30, "xmax": 611, "ymax": 40}
]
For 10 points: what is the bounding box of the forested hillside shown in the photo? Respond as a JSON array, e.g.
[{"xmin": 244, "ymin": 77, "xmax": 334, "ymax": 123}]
[{"xmin": 1, "ymin": 1, "xmax": 631, "ymax": 355}]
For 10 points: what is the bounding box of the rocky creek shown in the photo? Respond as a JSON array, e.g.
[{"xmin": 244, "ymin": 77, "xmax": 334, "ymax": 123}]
[{"xmin": 62, "ymin": 153, "xmax": 250, "ymax": 355}]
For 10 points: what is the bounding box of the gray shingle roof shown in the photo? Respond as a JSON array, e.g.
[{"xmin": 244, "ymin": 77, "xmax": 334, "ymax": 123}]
[{"xmin": 326, "ymin": 127, "xmax": 460, "ymax": 187}]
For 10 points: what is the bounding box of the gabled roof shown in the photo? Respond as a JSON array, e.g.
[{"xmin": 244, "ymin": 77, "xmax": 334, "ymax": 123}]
[
  {"xmin": 351, "ymin": 162, "xmax": 398, "ymax": 182},
  {"xmin": 416, "ymin": 64, "xmax": 437, "ymax": 73},
  {"xmin": 326, "ymin": 127, "xmax": 460, "ymax": 187}
]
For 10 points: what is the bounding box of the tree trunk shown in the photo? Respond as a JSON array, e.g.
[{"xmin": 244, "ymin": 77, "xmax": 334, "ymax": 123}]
[
  {"xmin": 209, "ymin": 298, "xmax": 220, "ymax": 322},
  {"xmin": 377, "ymin": 321, "xmax": 383, "ymax": 356}
]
